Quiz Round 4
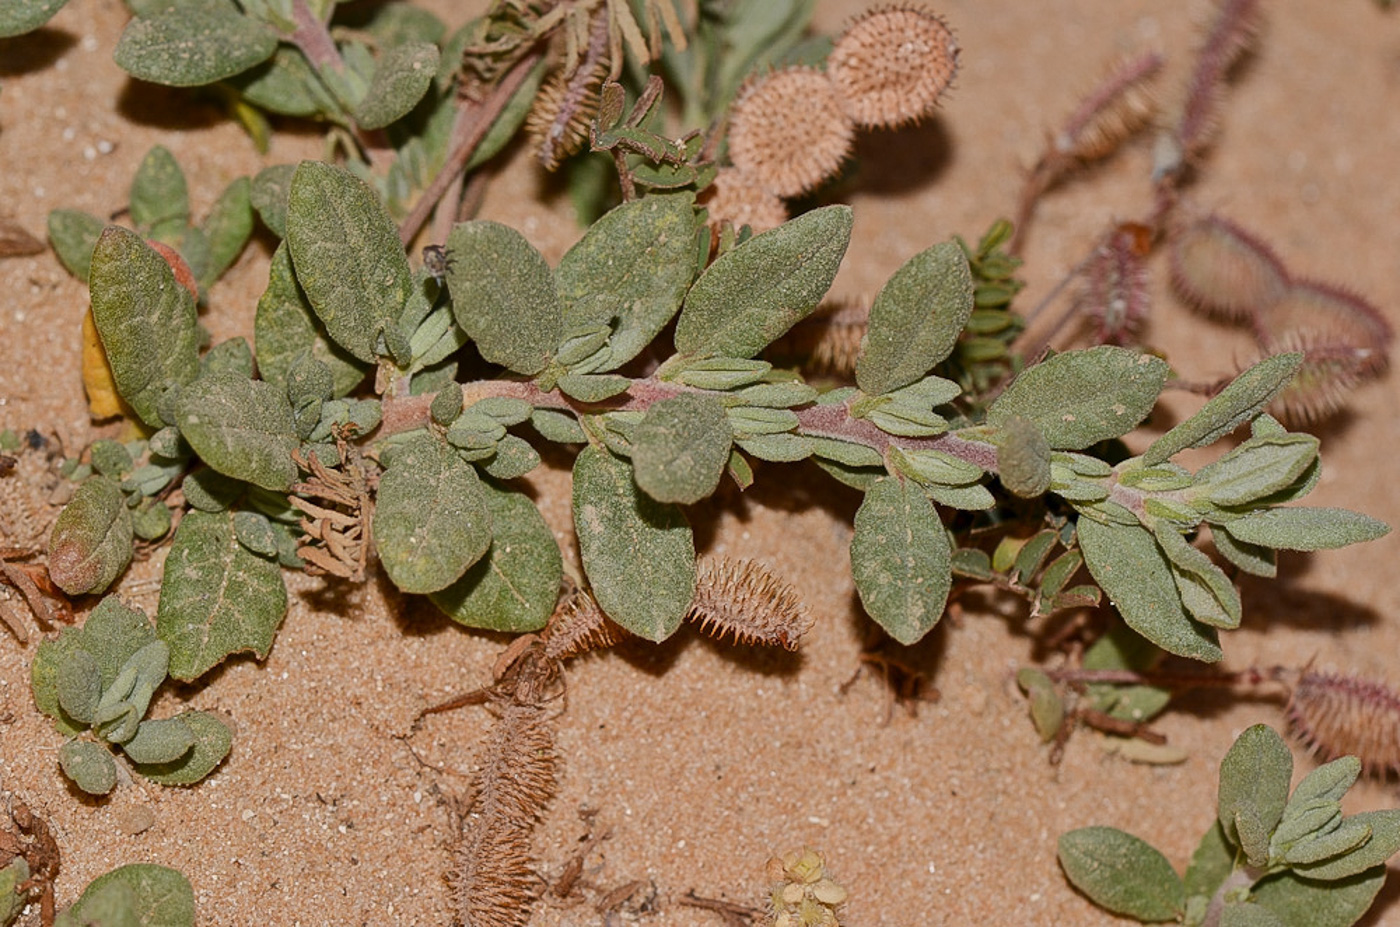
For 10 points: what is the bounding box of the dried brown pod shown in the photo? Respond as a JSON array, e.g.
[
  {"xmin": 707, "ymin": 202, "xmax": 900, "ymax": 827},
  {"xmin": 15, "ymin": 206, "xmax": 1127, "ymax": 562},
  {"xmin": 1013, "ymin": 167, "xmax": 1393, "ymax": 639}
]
[
  {"xmin": 686, "ymin": 557, "xmax": 813, "ymax": 650},
  {"xmin": 767, "ymin": 300, "xmax": 869, "ymax": 379},
  {"xmin": 702, "ymin": 167, "xmax": 788, "ymax": 235},
  {"xmin": 1286, "ymin": 669, "xmax": 1400, "ymax": 778},
  {"xmin": 1054, "ymin": 52, "xmax": 1163, "ymax": 162},
  {"xmin": 450, "ymin": 645, "xmax": 561, "ymax": 927},
  {"xmin": 1162, "ymin": 0, "xmax": 1263, "ymax": 175},
  {"xmin": 1256, "ymin": 280, "xmax": 1393, "ymax": 377},
  {"xmin": 541, "ymin": 582, "xmax": 630, "ymax": 662},
  {"xmin": 0, "ymin": 218, "xmax": 44, "ymax": 257},
  {"xmin": 1169, "ymin": 212, "xmax": 1289, "ymax": 320},
  {"xmin": 526, "ymin": 9, "xmax": 610, "ymax": 172},
  {"xmin": 726, "ymin": 67, "xmax": 855, "ymax": 198},
  {"xmin": 827, "ymin": 5, "xmax": 959, "ymax": 129}
]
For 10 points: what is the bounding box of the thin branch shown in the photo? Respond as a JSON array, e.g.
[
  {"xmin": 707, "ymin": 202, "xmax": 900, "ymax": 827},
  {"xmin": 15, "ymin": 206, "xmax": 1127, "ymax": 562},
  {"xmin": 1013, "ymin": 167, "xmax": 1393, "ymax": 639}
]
[{"xmin": 399, "ymin": 51, "xmax": 544, "ymax": 247}]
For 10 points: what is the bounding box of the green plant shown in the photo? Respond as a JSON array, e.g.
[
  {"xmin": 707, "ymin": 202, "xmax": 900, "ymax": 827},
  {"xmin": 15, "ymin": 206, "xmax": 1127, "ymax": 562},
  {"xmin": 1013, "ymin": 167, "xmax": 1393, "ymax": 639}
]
[
  {"xmin": 0, "ymin": 854, "xmax": 194, "ymax": 927},
  {"xmin": 29, "ymin": 596, "xmax": 233, "ymax": 795},
  {"xmin": 1060, "ymin": 723, "xmax": 1400, "ymax": 927}
]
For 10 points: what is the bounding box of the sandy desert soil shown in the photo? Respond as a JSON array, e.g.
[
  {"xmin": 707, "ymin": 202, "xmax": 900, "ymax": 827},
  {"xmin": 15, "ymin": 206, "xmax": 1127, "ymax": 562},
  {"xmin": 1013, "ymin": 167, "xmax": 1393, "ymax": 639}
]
[{"xmin": 2, "ymin": 0, "xmax": 1399, "ymax": 924}]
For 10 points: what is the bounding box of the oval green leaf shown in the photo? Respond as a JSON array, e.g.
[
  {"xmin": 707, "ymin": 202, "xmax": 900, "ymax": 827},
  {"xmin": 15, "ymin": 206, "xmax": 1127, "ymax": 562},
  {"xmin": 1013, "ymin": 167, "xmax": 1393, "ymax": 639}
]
[
  {"xmin": 59, "ymin": 740, "xmax": 118, "ymax": 795},
  {"xmin": 675, "ymin": 205, "xmax": 852, "ymax": 360},
  {"xmin": 573, "ymin": 445, "xmax": 695, "ymax": 641},
  {"xmin": 353, "ymin": 40, "xmax": 439, "ymax": 130},
  {"xmin": 631, "ymin": 393, "xmax": 732, "ymax": 504},
  {"xmin": 1058, "ymin": 826, "xmax": 1185, "ymax": 922},
  {"xmin": 445, "ymin": 220, "xmax": 561, "ymax": 375},
  {"xmin": 855, "ymin": 239, "xmax": 974, "ymax": 395},
  {"xmin": 1076, "ymin": 517, "xmax": 1222, "ymax": 662},
  {"xmin": 556, "ymin": 192, "xmax": 698, "ymax": 371},
  {"xmin": 48, "ymin": 476, "xmax": 134, "ymax": 596},
  {"xmin": 131, "ymin": 710, "xmax": 233, "ymax": 786},
  {"xmin": 157, "ymin": 510, "xmax": 288, "ymax": 680},
  {"xmin": 254, "ymin": 243, "xmax": 368, "ymax": 397},
  {"xmin": 286, "ymin": 161, "xmax": 413, "ymax": 363},
  {"xmin": 174, "ymin": 372, "xmax": 299, "ymax": 492},
  {"xmin": 850, "ymin": 476, "xmax": 952, "ymax": 645},
  {"xmin": 115, "ymin": 8, "xmax": 277, "ymax": 86},
  {"xmin": 0, "ymin": 0, "xmax": 68, "ymax": 38},
  {"xmin": 429, "ymin": 480, "xmax": 562, "ymax": 632},
  {"xmin": 1144, "ymin": 353, "xmax": 1303, "ymax": 465},
  {"xmin": 1218, "ymin": 507, "xmax": 1390, "ymax": 551},
  {"xmin": 89, "ymin": 226, "xmax": 200, "ymax": 427},
  {"xmin": 374, "ymin": 433, "xmax": 492, "ymax": 594},
  {"xmin": 63, "ymin": 863, "xmax": 196, "ymax": 927},
  {"xmin": 988, "ymin": 346, "xmax": 1169, "ymax": 450}
]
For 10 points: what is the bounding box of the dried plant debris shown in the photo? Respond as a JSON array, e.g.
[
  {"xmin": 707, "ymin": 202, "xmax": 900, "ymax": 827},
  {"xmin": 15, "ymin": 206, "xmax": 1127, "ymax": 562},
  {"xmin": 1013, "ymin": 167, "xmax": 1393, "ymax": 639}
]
[
  {"xmin": 527, "ymin": 8, "xmax": 610, "ymax": 171},
  {"xmin": 289, "ymin": 442, "xmax": 375, "ymax": 582},
  {"xmin": 1169, "ymin": 212, "xmax": 1289, "ymax": 319},
  {"xmin": 1, "ymin": 796, "xmax": 60, "ymax": 927},
  {"xmin": 1076, "ymin": 223, "xmax": 1152, "ymax": 345},
  {"xmin": 703, "ymin": 167, "xmax": 788, "ymax": 236},
  {"xmin": 767, "ymin": 301, "xmax": 869, "ymax": 380},
  {"xmin": 0, "ymin": 219, "xmax": 45, "ymax": 258},
  {"xmin": 766, "ymin": 848, "xmax": 848, "ymax": 927}
]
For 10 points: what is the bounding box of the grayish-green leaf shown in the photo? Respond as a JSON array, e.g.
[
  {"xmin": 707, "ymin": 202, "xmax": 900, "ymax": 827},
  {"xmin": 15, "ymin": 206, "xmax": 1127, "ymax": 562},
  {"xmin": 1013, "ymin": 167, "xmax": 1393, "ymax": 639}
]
[
  {"xmin": 59, "ymin": 740, "xmax": 118, "ymax": 795},
  {"xmin": 374, "ymin": 433, "xmax": 492, "ymax": 594},
  {"xmin": 48, "ymin": 476, "xmax": 134, "ymax": 596},
  {"xmin": 286, "ymin": 161, "xmax": 413, "ymax": 363},
  {"xmin": 808, "ymin": 435, "xmax": 884, "ymax": 468},
  {"xmin": 482, "ymin": 434, "xmax": 541, "ymax": 481},
  {"xmin": 254, "ymin": 243, "xmax": 368, "ymax": 396},
  {"xmin": 631, "ymin": 394, "xmax": 732, "ymax": 504},
  {"xmin": 1219, "ymin": 508, "xmax": 1390, "ymax": 551},
  {"xmin": 1283, "ymin": 817, "xmax": 1371, "ymax": 867},
  {"xmin": 174, "ymin": 372, "xmax": 298, "ymax": 492},
  {"xmin": 850, "ymin": 476, "xmax": 952, "ymax": 645},
  {"xmin": 130, "ymin": 146, "xmax": 189, "ymax": 240},
  {"xmin": 1184, "ymin": 820, "xmax": 1235, "ymax": 900},
  {"xmin": 1289, "ymin": 758, "xmax": 1362, "ymax": 815},
  {"xmin": 1250, "ymin": 868, "xmax": 1386, "ymax": 927},
  {"xmin": 557, "ymin": 193, "xmax": 697, "ymax": 371},
  {"xmin": 430, "ymin": 481, "xmax": 562, "ymax": 632},
  {"xmin": 1016, "ymin": 667, "xmax": 1064, "ymax": 742},
  {"xmin": 995, "ymin": 415, "xmax": 1051, "ymax": 497},
  {"xmin": 1196, "ymin": 434, "xmax": 1319, "ymax": 508},
  {"xmin": 675, "ymin": 205, "xmax": 852, "ymax": 360},
  {"xmin": 353, "ymin": 41, "xmax": 440, "ymax": 130},
  {"xmin": 122, "ymin": 716, "xmax": 196, "ymax": 765},
  {"xmin": 735, "ymin": 433, "xmax": 813, "ymax": 463},
  {"xmin": 557, "ymin": 373, "xmax": 631, "ymax": 402},
  {"xmin": 1144, "ymin": 354, "xmax": 1303, "ymax": 465},
  {"xmin": 250, "ymin": 164, "xmax": 296, "ymax": 238},
  {"xmin": 47, "ymin": 209, "xmax": 106, "ymax": 282},
  {"xmin": 62, "ymin": 864, "xmax": 196, "ymax": 927},
  {"xmin": 531, "ymin": 408, "xmax": 586, "ymax": 443},
  {"xmin": 133, "ymin": 710, "xmax": 233, "ymax": 786},
  {"xmin": 1211, "ymin": 525, "xmax": 1277, "ymax": 578},
  {"xmin": 573, "ymin": 445, "xmax": 695, "ymax": 641},
  {"xmin": 1218, "ymin": 723, "xmax": 1292, "ymax": 864},
  {"xmin": 1293, "ymin": 811, "xmax": 1400, "ymax": 880},
  {"xmin": 1221, "ymin": 903, "xmax": 1289, "ymax": 927},
  {"xmin": 55, "ymin": 648, "xmax": 102, "ymax": 725},
  {"xmin": 445, "ymin": 220, "xmax": 561, "ymax": 375},
  {"xmin": 115, "ymin": 8, "xmax": 277, "ymax": 86},
  {"xmin": 1057, "ymin": 826, "xmax": 1185, "ymax": 922},
  {"xmin": 1, "ymin": 857, "xmax": 29, "ymax": 925},
  {"xmin": 1076, "ymin": 517, "xmax": 1222, "ymax": 662},
  {"xmin": 158, "ymin": 510, "xmax": 288, "ymax": 680},
  {"xmin": 199, "ymin": 176, "xmax": 254, "ymax": 288},
  {"xmin": 89, "ymin": 226, "xmax": 200, "ymax": 426},
  {"xmin": 855, "ymin": 240, "xmax": 974, "ymax": 395},
  {"xmin": 232, "ymin": 510, "xmax": 278, "ymax": 558},
  {"xmin": 1153, "ymin": 525, "xmax": 1241, "ymax": 630},
  {"xmin": 988, "ymin": 347, "xmax": 1169, "ymax": 450},
  {"xmin": 0, "ymin": 0, "xmax": 68, "ymax": 37}
]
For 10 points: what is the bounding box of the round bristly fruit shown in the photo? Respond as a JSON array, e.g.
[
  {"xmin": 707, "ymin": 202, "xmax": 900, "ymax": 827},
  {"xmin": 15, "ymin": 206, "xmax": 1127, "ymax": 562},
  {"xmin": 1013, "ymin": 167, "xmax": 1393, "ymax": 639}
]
[
  {"xmin": 1257, "ymin": 279, "xmax": 1393, "ymax": 377},
  {"xmin": 827, "ymin": 5, "xmax": 959, "ymax": 129},
  {"xmin": 727, "ymin": 66, "xmax": 855, "ymax": 198},
  {"xmin": 1169, "ymin": 212, "xmax": 1289, "ymax": 320},
  {"xmin": 702, "ymin": 167, "xmax": 788, "ymax": 235}
]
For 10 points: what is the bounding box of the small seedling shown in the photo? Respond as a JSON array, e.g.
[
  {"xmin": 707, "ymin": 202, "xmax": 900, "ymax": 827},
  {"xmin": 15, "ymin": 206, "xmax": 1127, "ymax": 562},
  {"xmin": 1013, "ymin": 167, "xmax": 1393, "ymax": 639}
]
[
  {"xmin": 1060, "ymin": 723, "xmax": 1400, "ymax": 927},
  {"xmin": 29, "ymin": 596, "xmax": 232, "ymax": 795}
]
